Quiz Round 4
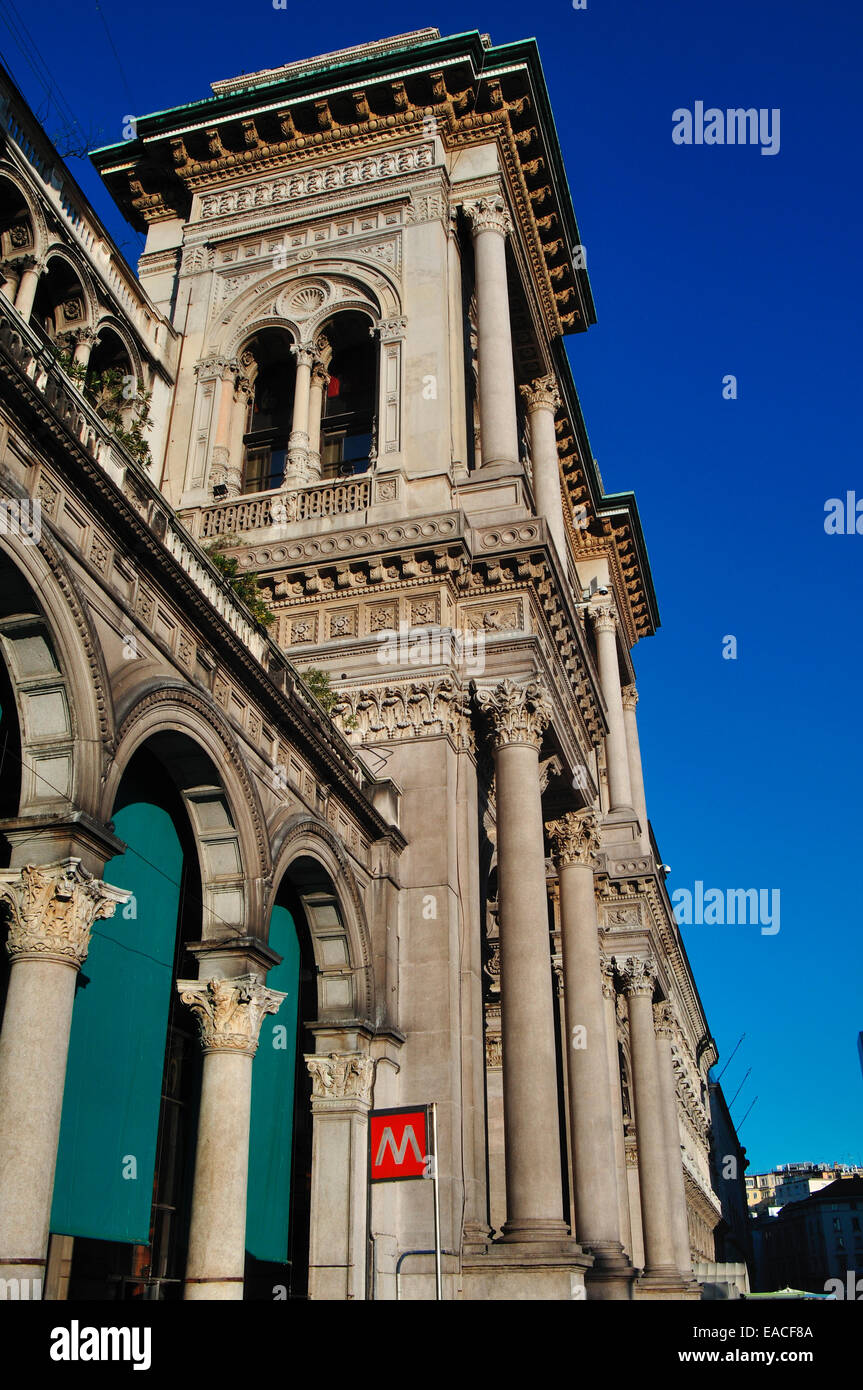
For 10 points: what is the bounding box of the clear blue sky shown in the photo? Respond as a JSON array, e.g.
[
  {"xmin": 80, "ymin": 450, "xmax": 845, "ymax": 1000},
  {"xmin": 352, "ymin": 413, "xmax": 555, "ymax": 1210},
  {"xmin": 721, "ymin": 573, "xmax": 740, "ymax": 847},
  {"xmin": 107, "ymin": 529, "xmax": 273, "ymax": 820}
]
[{"xmin": 4, "ymin": 0, "xmax": 860, "ymax": 1174}]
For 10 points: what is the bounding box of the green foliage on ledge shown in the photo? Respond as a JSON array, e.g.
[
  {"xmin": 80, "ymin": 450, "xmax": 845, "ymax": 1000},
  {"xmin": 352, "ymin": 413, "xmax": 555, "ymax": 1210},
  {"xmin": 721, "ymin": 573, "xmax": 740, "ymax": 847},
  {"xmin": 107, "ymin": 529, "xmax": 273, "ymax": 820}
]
[{"xmin": 204, "ymin": 544, "xmax": 276, "ymax": 629}]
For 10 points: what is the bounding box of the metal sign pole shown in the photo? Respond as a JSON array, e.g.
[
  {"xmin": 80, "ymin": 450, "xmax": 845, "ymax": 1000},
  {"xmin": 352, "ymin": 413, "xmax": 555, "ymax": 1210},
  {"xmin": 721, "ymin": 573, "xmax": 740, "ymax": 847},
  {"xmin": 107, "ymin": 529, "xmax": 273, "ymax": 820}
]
[{"xmin": 431, "ymin": 1102, "xmax": 442, "ymax": 1300}]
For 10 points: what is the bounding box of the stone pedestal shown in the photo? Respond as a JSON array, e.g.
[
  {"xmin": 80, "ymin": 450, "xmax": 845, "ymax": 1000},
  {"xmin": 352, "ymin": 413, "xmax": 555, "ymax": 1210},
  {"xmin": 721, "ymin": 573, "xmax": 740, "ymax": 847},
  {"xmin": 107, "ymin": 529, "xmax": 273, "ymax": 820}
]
[
  {"xmin": 178, "ymin": 974, "xmax": 285, "ymax": 1300},
  {"xmin": 0, "ymin": 860, "xmax": 129, "ymax": 1284}
]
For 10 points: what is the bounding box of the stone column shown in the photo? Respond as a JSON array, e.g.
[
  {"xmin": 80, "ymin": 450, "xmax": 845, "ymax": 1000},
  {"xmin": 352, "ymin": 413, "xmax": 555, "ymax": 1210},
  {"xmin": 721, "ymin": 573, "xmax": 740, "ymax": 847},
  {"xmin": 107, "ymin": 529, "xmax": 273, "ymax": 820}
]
[
  {"xmin": 305, "ymin": 1051, "xmax": 376, "ymax": 1300},
  {"xmin": 307, "ymin": 360, "xmax": 330, "ymax": 482},
  {"xmin": 622, "ymin": 685, "xmax": 649, "ymax": 849},
  {"xmin": 447, "ymin": 209, "xmax": 469, "ymax": 478},
  {"xmin": 546, "ymin": 811, "xmax": 632, "ymax": 1297},
  {"xmin": 227, "ymin": 372, "xmax": 252, "ymax": 497},
  {"xmin": 654, "ymin": 1002, "xmax": 694, "ymax": 1278},
  {"xmin": 620, "ymin": 957, "xmax": 679, "ymax": 1283},
  {"xmin": 0, "ymin": 860, "xmax": 129, "ymax": 1284},
  {"xmin": 70, "ymin": 328, "xmax": 96, "ymax": 370},
  {"xmin": 12, "ymin": 256, "xmax": 41, "ymax": 321},
  {"xmin": 474, "ymin": 678, "xmax": 568, "ymax": 1242},
  {"xmin": 178, "ymin": 975, "xmax": 285, "ymax": 1300},
  {"xmin": 209, "ymin": 359, "xmax": 240, "ymax": 496},
  {"xmin": 288, "ymin": 342, "xmax": 315, "ymax": 484},
  {"xmin": 600, "ymin": 957, "xmax": 633, "ymax": 1260},
  {"xmin": 589, "ymin": 605, "xmax": 634, "ymax": 814},
  {"xmin": 521, "ymin": 375, "xmax": 566, "ymax": 560},
  {"xmin": 466, "ymin": 196, "xmax": 519, "ymax": 471}
]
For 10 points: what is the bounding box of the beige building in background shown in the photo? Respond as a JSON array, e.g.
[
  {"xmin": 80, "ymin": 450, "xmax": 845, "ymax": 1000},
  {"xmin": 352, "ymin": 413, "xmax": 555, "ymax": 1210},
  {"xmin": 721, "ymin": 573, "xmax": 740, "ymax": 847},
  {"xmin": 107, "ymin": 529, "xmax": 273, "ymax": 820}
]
[{"xmin": 0, "ymin": 28, "xmax": 740, "ymax": 1300}]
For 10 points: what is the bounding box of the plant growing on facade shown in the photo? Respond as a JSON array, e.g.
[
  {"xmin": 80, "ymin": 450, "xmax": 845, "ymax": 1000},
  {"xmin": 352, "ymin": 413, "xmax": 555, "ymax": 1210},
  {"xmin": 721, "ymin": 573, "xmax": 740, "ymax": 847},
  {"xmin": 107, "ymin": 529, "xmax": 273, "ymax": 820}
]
[
  {"xmin": 204, "ymin": 543, "xmax": 275, "ymax": 629},
  {"xmin": 300, "ymin": 667, "xmax": 358, "ymax": 730},
  {"xmin": 56, "ymin": 350, "xmax": 153, "ymax": 468}
]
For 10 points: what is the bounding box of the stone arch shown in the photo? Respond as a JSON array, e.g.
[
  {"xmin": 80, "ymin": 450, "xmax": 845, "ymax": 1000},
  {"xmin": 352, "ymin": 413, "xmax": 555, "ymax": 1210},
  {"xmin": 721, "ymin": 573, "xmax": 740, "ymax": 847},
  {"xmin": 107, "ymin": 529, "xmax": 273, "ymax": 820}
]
[
  {"xmin": 35, "ymin": 243, "xmax": 99, "ymax": 331},
  {"xmin": 0, "ymin": 517, "xmax": 111, "ymax": 819},
  {"xmin": 90, "ymin": 313, "xmax": 144, "ymax": 386},
  {"xmin": 0, "ymin": 163, "xmax": 49, "ymax": 260},
  {"xmin": 106, "ymin": 685, "xmax": 271, "ymax": 938},
  {"xmin": 216, "ymin": 260, "xmax": 397, "ymax": 359},
  {"xmin": 268, "ymin": 813, "xmax": 375, "ymax": 1024}
]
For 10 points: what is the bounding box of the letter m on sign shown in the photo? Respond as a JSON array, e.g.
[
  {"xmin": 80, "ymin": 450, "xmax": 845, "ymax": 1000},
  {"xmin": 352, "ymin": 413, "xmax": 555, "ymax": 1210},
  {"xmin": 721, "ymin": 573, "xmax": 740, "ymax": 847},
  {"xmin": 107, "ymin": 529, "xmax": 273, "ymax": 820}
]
[{"xmin": 369, "ymin": 1105, "xmax": 430, "ymax": 1181}]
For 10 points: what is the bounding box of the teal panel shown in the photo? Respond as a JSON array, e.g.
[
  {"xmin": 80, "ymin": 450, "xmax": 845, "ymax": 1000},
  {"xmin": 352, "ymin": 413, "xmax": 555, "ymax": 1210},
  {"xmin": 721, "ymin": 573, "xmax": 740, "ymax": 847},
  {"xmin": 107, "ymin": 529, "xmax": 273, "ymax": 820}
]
[
  {"xmin": 50, "ymin": 800, "xmax": 182, "ymax": 1244},
  {"xmin": 246, "ymin": 903, "xmax": 300, "ymax": 1263}
]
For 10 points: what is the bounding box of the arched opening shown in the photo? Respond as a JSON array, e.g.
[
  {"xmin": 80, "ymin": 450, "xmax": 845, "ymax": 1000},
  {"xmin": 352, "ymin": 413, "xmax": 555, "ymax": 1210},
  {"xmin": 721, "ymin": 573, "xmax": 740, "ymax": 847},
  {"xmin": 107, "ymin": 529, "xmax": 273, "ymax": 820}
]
[
  {"xmin": 86, "ymin": 324, "xmax": 135, "ymax": 394},
  {"xmin": 319, "ymin": 311, "xmax": 376, "ymax": 479},
  {"xmin": 50, "ymin": 741, "xmax": 204, "ymax": 1299},
  {"xmin": 241, "ymin": 328, "xmax": 296, "ymax": 493},
  {"xmin": 31, "ymin": 254, "xmax": 88, "ymax": 346},
  {"xmin": 0, "ymin": 175, "xmax": 35, "ymax": 300}
]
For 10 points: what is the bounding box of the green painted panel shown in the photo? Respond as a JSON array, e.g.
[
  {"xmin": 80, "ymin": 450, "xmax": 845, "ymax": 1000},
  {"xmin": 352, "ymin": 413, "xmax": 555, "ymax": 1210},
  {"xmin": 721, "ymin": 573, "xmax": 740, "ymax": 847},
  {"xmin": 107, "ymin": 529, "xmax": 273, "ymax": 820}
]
[
  {"xmin": 246, "ymin": 903, "xmax": 300, "ymax": 1263},
  {"xmin": 50, "ymin": 800, "xmax": 182, "ymax": 1243}
]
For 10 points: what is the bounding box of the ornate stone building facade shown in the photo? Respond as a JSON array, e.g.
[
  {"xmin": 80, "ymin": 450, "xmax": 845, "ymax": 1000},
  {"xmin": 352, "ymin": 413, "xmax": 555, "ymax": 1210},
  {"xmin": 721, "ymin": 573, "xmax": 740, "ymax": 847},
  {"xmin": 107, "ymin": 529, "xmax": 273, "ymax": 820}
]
[{"xmin": 0, "ymin": 29, "xmax": 736, "ymax": 1300}]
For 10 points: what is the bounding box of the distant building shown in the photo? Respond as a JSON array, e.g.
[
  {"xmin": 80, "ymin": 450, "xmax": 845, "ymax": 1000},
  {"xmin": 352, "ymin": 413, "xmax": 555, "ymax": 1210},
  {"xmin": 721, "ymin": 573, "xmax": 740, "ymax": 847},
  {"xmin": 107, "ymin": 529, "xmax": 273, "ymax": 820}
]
[
  {"xmin": 746, "ymin": 1162, "xmax": 863, "ymax": 1218},
  {"xmin": 753, "ymin": 1177, "xmax": 863, "ymax": 1294}
]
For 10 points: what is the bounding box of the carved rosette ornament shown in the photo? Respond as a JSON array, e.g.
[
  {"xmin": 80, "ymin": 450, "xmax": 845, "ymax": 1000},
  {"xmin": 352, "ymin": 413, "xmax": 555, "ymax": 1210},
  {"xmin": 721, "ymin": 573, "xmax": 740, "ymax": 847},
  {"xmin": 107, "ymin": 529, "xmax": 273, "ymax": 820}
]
[
  {"xmin": 621, "ymin": 684, "xmax": 638, "ymax": 712},
  {"xmin": 473, "ymin": 677, "xmax": 552, "ymax": 751},
  {"xmin": 653, "ymin": 1000, "xmax": 676, "ymax": 1040},
  {"xmin": 465, "ymin": 195, "xmax": 513, "ymax": 239},
  {"xmin": 0, "ymin": 859, "xmax": 130, "ymax": 969},
  {"xmin": 619, "ymin": 955, "xmax": 656, "ymax": 998},
  {"xmin": 546, "ymin": 807, "xmax": 601, "ymax": 868},
  {"xmin": 519, "ymin": 374, "xmax": 561, "ymax": 414},
  {"xmin": 177, "ymin": 975, "xmax": 285, "ymax": 1056},
  {"xmin": 304, "ymin": 1052, "xmax": 376, "ymax": 1103}
]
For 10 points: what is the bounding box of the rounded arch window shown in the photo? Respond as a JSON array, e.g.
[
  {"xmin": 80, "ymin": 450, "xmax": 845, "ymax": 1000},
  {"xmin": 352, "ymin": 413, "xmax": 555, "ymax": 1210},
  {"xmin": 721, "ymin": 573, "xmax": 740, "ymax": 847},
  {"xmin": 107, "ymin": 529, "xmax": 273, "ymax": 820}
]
[
  {"xmin": 241, "ymin": 328, "xmax": 296, "ymax": 494},
  {"xmin": 318, "ymin": 311, "xmax": 376, "ymax": 479},
  {"xmin": 0, "ymin": 176, "xmax": 35, "ymax": 294}
]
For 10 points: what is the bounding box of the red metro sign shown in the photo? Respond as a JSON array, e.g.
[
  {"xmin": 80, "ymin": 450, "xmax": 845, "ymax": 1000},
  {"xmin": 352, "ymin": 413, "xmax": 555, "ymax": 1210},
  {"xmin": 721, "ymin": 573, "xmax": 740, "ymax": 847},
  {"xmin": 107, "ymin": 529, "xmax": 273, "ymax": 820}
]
[{"xmin": 369, "ymin": 1106, "xmax": 431, "ymax": 1182}]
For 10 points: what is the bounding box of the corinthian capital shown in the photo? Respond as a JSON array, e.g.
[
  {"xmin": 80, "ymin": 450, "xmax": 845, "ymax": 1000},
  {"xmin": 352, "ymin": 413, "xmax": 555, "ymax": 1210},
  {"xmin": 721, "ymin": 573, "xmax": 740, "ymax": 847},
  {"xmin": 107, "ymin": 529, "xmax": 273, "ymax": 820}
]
[
  {"xmin": 0, "ymin": 859, "xmax": 130, "ymax": 969},
  {"xmin": 305, "ymin": 1052, "xmax": 376, "ymax": 1103},
  {"xmin": 291, "ymin": 342, "xmax": 317, "ymax": 369},
  {"xmin": 474, "ymin": 677, "xmax": 552, "ymax": 750},
  {"xmin": 589, "ymin": 603, "xmax": 617, "ymax": 634},
  {"xmin": 546, "ymin": 807, "xmax": 601, "ymax": 868},
  {"xmin": 519, "ymin": 374, "xmax": 561, "ymax": 413},
  {"xmin": 621, "ymin": 684, "xmax": 638, "ymax": 712},
  {"xmin": 466, "ymin": 195, "xmax": 512, "ymax": 238},
  {"xmin": 619, "ymin": 955, "xmax": 656, "ymax": 998},
  {"xmin": 178, "ymin": 975, "xmax": 285, "ymax": 1056}
]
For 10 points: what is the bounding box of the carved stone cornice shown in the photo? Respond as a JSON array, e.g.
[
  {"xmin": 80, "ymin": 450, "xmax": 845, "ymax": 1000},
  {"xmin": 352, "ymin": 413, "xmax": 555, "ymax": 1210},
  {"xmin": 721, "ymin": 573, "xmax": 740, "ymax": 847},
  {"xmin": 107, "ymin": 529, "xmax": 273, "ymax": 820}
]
[
  {"xmin": 520, "ymin": 374, "xmax": 561, "ymax": 414},
  {"xmin": 465, "ymin": 195, "xmax": 512, "ymax": 239},
  {"xmin": 619, "ymin": 955, "xmax": 656, "ymax": 998},
  {"xmin": 473, "ymin": 677, "xmax": 551, "ymax": 751},
  {"xmin": 546, "ymin": 807, "xmax": 601, "ymax": 869},
  {"xmin": 621, "ymin": 684, "xmax": 638, "ymax": 712},
  {"xmin": 0, "ymin": 859, "xmax": 130, "ymax": 969},
  {"xmin": 589, "ymin": 603, "xmax": 617, "ymax": 635},
  {"xmin": 305, "ymin": 1051, "xmax": 376, "ymax": 1103},
  {"xmin": 178, "ymin": 975, "xmax": 285, "ymax": 1056}
]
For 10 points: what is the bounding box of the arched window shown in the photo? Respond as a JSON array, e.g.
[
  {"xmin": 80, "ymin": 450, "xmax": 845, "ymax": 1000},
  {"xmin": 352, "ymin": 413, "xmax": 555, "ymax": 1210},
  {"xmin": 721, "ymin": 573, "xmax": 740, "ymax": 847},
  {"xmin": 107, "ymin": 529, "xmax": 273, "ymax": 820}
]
[
  {"xmin": 319, "ymin": 312, "xmax": 376, "ymax": 479},
  {"xmin": 241, "ymin": 329, "xmax": 295, "ymax": 494}
]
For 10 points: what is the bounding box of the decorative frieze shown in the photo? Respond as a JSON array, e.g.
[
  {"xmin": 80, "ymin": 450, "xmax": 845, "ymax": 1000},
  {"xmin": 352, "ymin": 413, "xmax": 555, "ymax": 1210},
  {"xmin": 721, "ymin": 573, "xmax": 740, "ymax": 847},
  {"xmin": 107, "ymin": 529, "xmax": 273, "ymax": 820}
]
[
  {"xmin": 177, "ymin": 975, "xmax": 285, "ymax": 1056},
  {"xmin": 0, "ymin": 859, "xmax": 130, "ymax": 969},
  {"xmin": 331, "ymin": 677, "xmax": 471, "ymax": 744},
  {"xmin": 198, "ymin": 145, "xmax": 434, "ymax": 222}
]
